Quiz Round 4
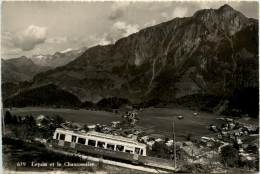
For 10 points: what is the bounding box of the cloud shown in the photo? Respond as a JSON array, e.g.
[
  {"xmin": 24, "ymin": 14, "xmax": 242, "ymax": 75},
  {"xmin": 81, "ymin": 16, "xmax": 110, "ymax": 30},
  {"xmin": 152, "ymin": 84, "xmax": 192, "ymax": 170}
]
[
  {"xmin": 112, "ymin": 21, "xmax": 139, "ymax": 37},
  {"xmin": 109, "ymin": 2, "xmax": 129, "ymax": 20},
  {"xmin": 1, "ymin": 48, "xmax": 22, "ymax": 57},
  {"xmin": 88, "ymin": 33, "xmax": 111, "ymax": 47},
  {"xmin": 46, "ymin": 37, "xmax": 68, "ymax": 44},
  {"xmin": 143, "ymin": 20, "xmax": 157, "ymax": 28},
  {"xmin": 12, "ymin": 25, "xmax": 48, "ymax": 51},
  {"xmin": 172, "ymin": 7, "xmax": 188, "ymax": 18},
  {"xmin": 86, "ymin": 21, "xmax": 139, "ymax": 47},
  {"xmin": 161, "ymin": 12, "xmax": 170, "ymax": 20}
]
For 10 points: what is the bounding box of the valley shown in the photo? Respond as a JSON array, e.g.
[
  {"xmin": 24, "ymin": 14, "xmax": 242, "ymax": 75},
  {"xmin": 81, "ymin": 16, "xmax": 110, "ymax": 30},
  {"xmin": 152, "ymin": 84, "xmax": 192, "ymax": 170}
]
[{"xmin": 5, "ymin": 106, "xmax": 258, "ymax": 141}]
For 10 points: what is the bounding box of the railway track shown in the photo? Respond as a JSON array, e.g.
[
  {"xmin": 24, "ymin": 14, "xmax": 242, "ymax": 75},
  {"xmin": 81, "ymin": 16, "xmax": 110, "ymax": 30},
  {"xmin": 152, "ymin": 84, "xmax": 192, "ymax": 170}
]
[{"xmin": 48, "ymin": 147, "xmax": 175, "ymax": 173}]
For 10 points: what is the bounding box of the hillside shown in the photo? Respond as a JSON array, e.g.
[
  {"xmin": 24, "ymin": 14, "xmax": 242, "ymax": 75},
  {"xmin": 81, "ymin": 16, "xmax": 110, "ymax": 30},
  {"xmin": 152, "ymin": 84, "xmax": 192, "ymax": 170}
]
[
  {"xmin": 2, "ymin": 5, "xmax": 259, "ymax": 116},
  {"xmin": 1, "ymin": 56, "xmax": 52, "ymax": 83},
  {"xmin": 3, "ymin": 84, "xmax": 82, "ymax": 108}
]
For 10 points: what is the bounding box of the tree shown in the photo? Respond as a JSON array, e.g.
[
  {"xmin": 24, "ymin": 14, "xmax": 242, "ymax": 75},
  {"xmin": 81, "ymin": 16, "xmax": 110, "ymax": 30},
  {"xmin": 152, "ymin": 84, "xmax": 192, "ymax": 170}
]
[
  {"xmin": 54, "ymin": 115, "xmax": 64, "ymax": 125},
  {"xmin": 4, "ymin": 111, "xmax": 13, "ymax": 125},
  {"xmin": 95, "ymin": 125, "xmax": 102, "ymax": 132},
  {"xmin": 187, "ymin": 133, "xmax": 194, "ymax": 141},
  {"xmin": 12, "ymin": 115, "xmax": 18, "ymax": 125},
  {"xmin": 151, "ymin": 141, "xmax": 171, "ymax": 158},
  {"xmin": 83, "ymin": 125, "xmax": 89, "ymax": 132},
  {"xmin": 18, "ymin": 116, "xmax": 22, "ymax": 124},
  {"xmin": 41, "ymin": 118, "xmax": 49, "ymax": 127},
  {"xmin": 220, "ymin": 145, "xmax": 239, "ymax": 167}
]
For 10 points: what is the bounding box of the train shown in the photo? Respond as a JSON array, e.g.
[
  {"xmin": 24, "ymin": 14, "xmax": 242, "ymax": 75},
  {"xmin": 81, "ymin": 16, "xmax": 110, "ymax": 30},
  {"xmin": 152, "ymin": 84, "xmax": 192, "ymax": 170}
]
[{"xmin": 51, "ymin": 128, "xmax": 147, "ymax": 163}]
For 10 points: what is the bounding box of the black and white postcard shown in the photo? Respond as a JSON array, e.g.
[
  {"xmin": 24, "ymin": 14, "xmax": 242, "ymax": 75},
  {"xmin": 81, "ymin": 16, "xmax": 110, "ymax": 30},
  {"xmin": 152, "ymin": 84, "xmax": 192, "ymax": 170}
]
[{"xmin": 1, "ymin": 1, "xmax": 259, "ymax": 173}]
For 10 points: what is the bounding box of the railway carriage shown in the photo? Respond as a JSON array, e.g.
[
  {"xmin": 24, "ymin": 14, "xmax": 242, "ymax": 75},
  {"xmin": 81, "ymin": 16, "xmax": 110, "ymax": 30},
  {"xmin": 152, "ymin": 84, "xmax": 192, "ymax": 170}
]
[{"xmin": 52, "ymin": 128, "xmax": 147, "ymax": 163}]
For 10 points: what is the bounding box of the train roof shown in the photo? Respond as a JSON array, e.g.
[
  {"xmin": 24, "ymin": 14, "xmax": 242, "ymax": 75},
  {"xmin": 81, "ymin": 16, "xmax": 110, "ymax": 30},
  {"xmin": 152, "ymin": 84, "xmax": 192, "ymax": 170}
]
[{"xmin": 55, "ymin": 128, "xmax": 146, "ymax": 147}]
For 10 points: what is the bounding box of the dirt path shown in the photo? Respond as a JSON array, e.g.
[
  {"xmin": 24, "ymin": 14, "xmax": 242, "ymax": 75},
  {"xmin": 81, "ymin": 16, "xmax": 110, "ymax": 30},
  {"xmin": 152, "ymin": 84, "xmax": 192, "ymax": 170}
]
[{"xmin": 218, "ymin": 141, "xmax": 230, "ymax": 153}]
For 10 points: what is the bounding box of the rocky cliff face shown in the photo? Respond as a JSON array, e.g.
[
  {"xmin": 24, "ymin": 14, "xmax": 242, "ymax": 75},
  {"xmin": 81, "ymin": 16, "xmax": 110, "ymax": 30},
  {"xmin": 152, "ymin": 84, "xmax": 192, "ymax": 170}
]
[{"xmin": 6, "ymin": 5, "xmax": 259, "ymax": 104}]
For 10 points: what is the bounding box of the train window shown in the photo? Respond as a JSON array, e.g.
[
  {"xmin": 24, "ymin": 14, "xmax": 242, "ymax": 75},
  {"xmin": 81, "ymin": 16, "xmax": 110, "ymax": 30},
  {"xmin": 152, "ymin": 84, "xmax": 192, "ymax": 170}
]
[
  {"xmin": 56, "ymin": 133, "xmax": 59, "ymax": 140},
  {"xmin": 135, "ymin": 148, "xmax": 140, "ymax": 154},
  {"xmin": 71, "ymin": 136, "xmax": 77, "ymax": 142},
  {"xmin": 107, "ymin": 144, "xmax": 115, "ymax": 150},
  {"xmin": 88, "ymin": 139, "xmax": 96, "ymax": 146},
  {"xmin": 97, "ymin": 141, "xmax": 105, "ymax": 148},
  {"xmin": 140, "ymin": 149, "xmax": 143, "ymax": 156},
  {"xmin": 60, "ymin": 134, "xmax": 65, "ymax": 140},
  {"xmin": 78, "ymin": 138, "xmax": 86, "ymax": 144},
  {"xmin": 116, "ymin": 145, "xmax": 124, "ymax": 152},
  {"xmin": 125, "ymin": 150, "xmax": 133, "ymax": 154}
]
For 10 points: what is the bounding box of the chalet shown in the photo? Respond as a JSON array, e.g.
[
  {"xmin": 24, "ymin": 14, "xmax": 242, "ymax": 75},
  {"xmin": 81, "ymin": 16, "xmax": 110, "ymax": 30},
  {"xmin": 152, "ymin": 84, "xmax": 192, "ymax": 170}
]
[
  {"xmin": 229, "ymin": 123, "xmax": 235, "ymax": 129},
  {"xmin": 147, "ymin": 141, "xmax": 155, "ymax": 149},
  {"xmin": 111, "ymin": 121, "xmax": 120, "ymax": 128},
  {"xmin": 210, "ymin": 125, "xmax": 218, "ymax": 132},
  {"xmin": 226, "ymin": 118, "xmax": 234, "ymax": 122},
  {"xmin": 201, "ymin": 136, "xmax": 215, "ymax": 143},
  {"xmin": 166, "ymin": 140, "xmax": 173, "ymax": 146},
  {"xmin": 88, "ymin": 125, "xmax": 96, "ymax": 130},
  {"xmin": 155, "ymin": 138, "xmax": 163, "ymax": 142},
  {"xmin": 244, "ymin": 125, "xmax": 258, "ymax": 132},
  {"xmin": 141, "ymin": 136, "xmax": 149, "ymax": 143},
  {"xmin": 236, "ymin": 138, "xmax": 242, "ymax": 144}
]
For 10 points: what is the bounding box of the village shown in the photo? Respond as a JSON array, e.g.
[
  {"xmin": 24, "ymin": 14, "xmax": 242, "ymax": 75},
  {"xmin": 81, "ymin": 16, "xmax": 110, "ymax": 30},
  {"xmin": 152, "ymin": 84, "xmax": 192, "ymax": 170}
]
[{"xmin": 34, "ymin": 108, "xmax": 259, "ymax": 172}]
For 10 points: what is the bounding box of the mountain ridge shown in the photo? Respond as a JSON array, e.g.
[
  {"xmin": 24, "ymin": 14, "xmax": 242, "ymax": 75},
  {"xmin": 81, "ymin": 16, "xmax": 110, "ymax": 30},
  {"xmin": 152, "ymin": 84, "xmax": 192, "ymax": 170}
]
[
  {"xmin": 2, "ymin": 4, "xmax": 259, "ymax": 116},
  {"xmin": 29, "ymin": 46, "xmax": 88, "ymax": 67},
  {"xmin": 2, "ymin": 56, "xmax": 52, "ymax": 83}
]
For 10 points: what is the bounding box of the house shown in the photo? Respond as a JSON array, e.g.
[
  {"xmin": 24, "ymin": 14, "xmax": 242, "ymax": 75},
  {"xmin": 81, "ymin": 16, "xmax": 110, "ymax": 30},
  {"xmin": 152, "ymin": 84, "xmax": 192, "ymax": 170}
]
[
  {"xmin": 217, "ymin": 118, "xmax": 225, "ymax": 121},
  {"xmin": 201, "ymin": 136, "xmax": 215, "ymax": 143},
  {"xmin": 147, "ymin": 141, "xmax": 155, "ymax": 149},
  {"xmin": 141, "ymin": 136, "xmax": 149, "ymax": 143},
  {"xmin": 127, "ymin": 134, "xmax": 134, "ymax": 138},
  {"xmin": 222, "ymin": 127, "xmax": 228, "ymax": 131},
  {"xmin": 244, "ymin": 125, "xmax": 258, "ymax": 132},
  {"xmin": 210, "ymin": 125, "xmax": 218, "ymax": 132},
  {"xmin": 155, "ymin": 138, "xmax": 163, "ymax": 142},
  {"xmin": 178, "ymin": 115, "xmax": 183, "ymax": 119},
  {"xmin": 221, "ymin": 131, "xmax": 228, "ymax": 135},
  {"xmin": 236, "ymin": 138, "xmax": 242, "ymax": 144},
  {"xmin": 229, "ymin": 123, "xmax": 235, "ymax": 129},
  {"xmin": 88, "ymin": 125, "xmax": 96, "ymax": 130},
  {"xmin": 166, "ymin": 140, "xmax": 173, "ymax": 146},
  {"xmin": 36, "ymin": 114, "xmax": 49, "ymax": 127},
  {"xmin": 206, "ymin": 141, "xmax": 214, "ymax": 147},
  {"xmin": 226, "ymin": 118, "xmax": 234, "ymax": 122},
  {"xmin": 111, "ymin": 121, "xmax": 121, "ymax": 128}
]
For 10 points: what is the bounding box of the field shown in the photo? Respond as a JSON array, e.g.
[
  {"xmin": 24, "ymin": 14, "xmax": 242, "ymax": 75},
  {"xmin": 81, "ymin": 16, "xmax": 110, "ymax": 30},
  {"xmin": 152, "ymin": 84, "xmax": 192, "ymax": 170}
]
[
  {"xmin": 137, "ymin": 107, "xmax": 230, "ymax": 140},
  {"xmin": 137, "ymin": 107, "xmax": 258, "ymax": 140},
  {"xmin": 4, "ymin": 107, "xmax": 120, "ymax": 126},
  {"xmin": 4, "ymin": 107, "xmax": 258, "ymax": 141}
]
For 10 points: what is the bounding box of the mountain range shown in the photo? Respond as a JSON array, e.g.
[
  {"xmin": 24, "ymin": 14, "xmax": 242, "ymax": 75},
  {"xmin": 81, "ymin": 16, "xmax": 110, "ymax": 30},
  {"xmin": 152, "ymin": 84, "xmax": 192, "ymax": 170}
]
[
  {"xmin": 2, "ymin": 46, "xmax": 88, "ymax": 83},
  {"xmin": 2, "ymin": 5, "xmax": 259, "ymax": 116},
  {"xmin": 29, "ymin": 46, "xmax": 88, "ymax": 67},
  {"xmin": 1, "ymin": 56, "xmax": 52, "ymax": 83}
]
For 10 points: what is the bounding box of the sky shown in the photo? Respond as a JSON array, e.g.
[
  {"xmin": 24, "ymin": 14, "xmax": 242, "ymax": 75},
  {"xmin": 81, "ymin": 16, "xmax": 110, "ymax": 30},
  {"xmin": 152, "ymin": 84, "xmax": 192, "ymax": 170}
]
[{"xmin": 1, "ymin": 1, "xmax": 259, "ymax": 59}]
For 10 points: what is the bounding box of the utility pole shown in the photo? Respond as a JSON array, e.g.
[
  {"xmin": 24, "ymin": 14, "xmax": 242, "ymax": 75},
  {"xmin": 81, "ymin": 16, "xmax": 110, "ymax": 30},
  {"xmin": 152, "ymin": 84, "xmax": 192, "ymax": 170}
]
[
  {"xmin": 2, "ymin": 106, "xmax": 5, "ymax": 136},
  {"xmin": 173, "ymin": 122, "xmax": 176, "ymax": 169}
]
